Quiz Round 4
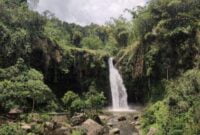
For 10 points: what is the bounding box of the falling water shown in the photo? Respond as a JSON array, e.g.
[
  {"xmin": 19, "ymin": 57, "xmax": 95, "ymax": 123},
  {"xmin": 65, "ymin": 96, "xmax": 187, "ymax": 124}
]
[{"xmin": 109, "ymin": 57, "xmax": 129, "ymax": 110}]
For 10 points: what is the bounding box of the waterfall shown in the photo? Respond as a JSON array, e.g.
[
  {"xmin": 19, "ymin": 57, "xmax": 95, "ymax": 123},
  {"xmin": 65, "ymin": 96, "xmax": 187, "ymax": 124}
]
[{"xmin": 109, "ymin": 57, "xmax": 129, "ymax": 110}]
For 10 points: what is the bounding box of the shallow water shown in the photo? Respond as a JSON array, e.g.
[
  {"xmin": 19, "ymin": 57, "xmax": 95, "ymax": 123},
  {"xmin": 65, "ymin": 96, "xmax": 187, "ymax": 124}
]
[
  {"xmin": 104, "ymin": 104, "xmax": 144, "ymax": 113},
  {"xmin": 102, "ymin": 104, "xmax": 144, "ymax": 135}
]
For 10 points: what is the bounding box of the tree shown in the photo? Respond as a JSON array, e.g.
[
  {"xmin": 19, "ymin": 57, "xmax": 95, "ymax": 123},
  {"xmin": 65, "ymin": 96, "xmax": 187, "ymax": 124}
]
[
  {"xmin": 0, "ymin": 59, "xmax": 58, "ymax": 112},
  {"xmin": 81, "ymin": 36, "xmax": 103, "ymax": 50},
  {"xmin": 72, "ymin": 31, "xmax": 83, "ymax": 46}
]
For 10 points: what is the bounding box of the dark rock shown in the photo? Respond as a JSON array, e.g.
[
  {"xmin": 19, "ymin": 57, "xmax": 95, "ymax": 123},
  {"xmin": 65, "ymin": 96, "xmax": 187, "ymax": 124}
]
[
  {"xmin": 71, "ymin": 113, "xmax": 86, "ymax": 126},
  {"xmin": 118, "ymin": 116, "xmax": 126, "ymax": 121},
  {"xmin": 92, "ymin": 114, "xmax": 103, "ymax": 125},
  {"xmin": 134, "ymin": 116, "xmax": 139, "ymax": 121}
]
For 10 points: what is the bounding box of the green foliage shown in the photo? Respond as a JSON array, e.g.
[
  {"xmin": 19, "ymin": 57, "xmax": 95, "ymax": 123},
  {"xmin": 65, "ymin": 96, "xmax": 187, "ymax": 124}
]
[
  {"xmin": 62, "ymin": 91, "xmax": 79, "ymax": 108},
  {"xmin": 70, "ymin": 98, "xmax": 86, "ymax": 113},
  {"xmin": 84, "ymin": 89, "xmax": 106, "ymax": 110},
  {"xmin": 62, "ymin": 89, "xmax": 106, "ymax": 114},
  {"xmin": 142, "ymin": 101, "xmax": 169, "ymax": 135},
  {"xmin": 81, "ymin": 36, "xmax": 103, "ymax": 50},
  {"xmin": 72, "ymin": 129, "xmax": 87, "ymax": 135},
  {"xmin": 0, "ymin": 124, "xmax": 25, "ymax": 135},
  {"xmin": 44, "ymin": 19, "xmax": 71, "ymax": 48},
  {"xmin": 142, "ymin": 69, "xmax": 200, "ymax": 135},
  {"xmin": 62, "ymin": 91, "xmax": 86, "ymax": 113},
  {"xmin": 0, "ymin": 59, "xmax": 58, "ymax": 112}
]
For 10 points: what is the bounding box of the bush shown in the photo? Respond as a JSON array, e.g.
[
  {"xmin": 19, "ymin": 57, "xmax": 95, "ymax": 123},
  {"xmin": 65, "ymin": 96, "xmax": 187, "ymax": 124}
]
[
  {"xmin": 62, "ymin": 91, "xmax": 85, "ymax": 113},
  {"xmin": 84, "ymin": 90, "xmax": 106, "ymax": 110},
  {"xmin": 62, "ymin": 91, "xmax": 79, "ymax": 109},
  {"xmin": 70, "ymin": 98, "xmax": 86, "ymax": 113},
  {"xmin": 0, "ymin": 124, "xmax": 25, "ymax": 135},
  {"xmin": 62, "ymin": 90, "xmax": 106, "ymax": 114}
]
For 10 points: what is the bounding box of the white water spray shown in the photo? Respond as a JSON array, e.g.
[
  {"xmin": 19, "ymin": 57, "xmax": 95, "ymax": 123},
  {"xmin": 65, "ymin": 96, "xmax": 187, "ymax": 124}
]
[{"xmin": 109, "ymin": 57, "xmax": 129, "ymax": 110}]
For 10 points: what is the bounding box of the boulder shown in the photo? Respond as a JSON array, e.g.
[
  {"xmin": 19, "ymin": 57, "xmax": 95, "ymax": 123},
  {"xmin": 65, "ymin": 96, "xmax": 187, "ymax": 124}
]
[
  {"xmin": 54, "ymin": 126, "xmax": 71, "ymax": 135},
  {"xmin": 71, "ymin": 113, "xmax": 86, "ymax": 126},
  {"xmin": 118, "ymin": 116, "xmax": 126, "ymax": 121},
  {"xmin": 44, "ymin": 122, "xmax": 72, "ymax": 135},
  {"xmin": 81, "ymin": 119, "xmax": 104, "ymax": 135},
  {"xmin": 109, "ymin": 128, "xmax": 120, "ymax": 135}
]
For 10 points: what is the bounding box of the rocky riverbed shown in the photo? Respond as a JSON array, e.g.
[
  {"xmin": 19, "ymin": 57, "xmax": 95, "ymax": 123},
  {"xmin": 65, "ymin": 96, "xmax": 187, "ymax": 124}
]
[
  {"xmin": 47, "ymin": 105, "xmax": 144, "ymax": 135},
  {"xmin": 0, "ymin": 105, "xmax": 144, "ymax": 135}
]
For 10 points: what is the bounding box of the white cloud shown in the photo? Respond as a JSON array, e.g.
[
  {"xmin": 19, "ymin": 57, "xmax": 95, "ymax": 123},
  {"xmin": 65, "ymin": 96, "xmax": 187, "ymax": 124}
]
[{"xmin": 33, "ymin": 0, "xmax": 147, "ymax": 26}]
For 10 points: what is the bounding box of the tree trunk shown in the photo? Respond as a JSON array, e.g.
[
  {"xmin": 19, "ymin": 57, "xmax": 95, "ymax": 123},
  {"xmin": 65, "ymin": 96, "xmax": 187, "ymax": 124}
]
[{"xmin": 32, "ymin": 98, "xmax": 35, "ymax": 112}]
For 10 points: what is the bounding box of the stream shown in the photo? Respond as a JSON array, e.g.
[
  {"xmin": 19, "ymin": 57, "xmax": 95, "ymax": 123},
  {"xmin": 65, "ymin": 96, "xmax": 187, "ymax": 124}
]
[{"xmin": 102, "ymin": 105, "xmax": 144, "ymax": 135}]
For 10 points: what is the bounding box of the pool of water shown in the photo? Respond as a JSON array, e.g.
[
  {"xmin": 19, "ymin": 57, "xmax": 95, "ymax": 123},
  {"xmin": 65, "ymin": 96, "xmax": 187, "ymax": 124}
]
[{"xmin": 104, "ymin": 104, "xmax": 144, "ymax": 113}]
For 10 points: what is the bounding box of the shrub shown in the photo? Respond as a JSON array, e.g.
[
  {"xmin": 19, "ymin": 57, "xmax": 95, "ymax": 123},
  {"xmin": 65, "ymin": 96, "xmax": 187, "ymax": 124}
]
[
  {"xmin": 70, "ymin": 98, "xmax": 86, "ymax": 113},
  {"xmin": 84, "ymin": 90, "xmax": 106, "ymax": 110},
  {"xmin": 62, "ymin": 90, "xmax": 106, "ymax": 114},
  {"xmin": 0, "ymin": 124, "xmax": 25, "ymax": 135},
  {"xmin": 62, "ymin": 91, "xmax": 79, "ymax": 108}
]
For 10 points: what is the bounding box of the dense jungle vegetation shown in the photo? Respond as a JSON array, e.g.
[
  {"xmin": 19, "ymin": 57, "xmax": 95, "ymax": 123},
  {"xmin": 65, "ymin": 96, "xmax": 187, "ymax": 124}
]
[{"xmin": 0, "ymin": 0, "xmax": 199, "ymax": 134}]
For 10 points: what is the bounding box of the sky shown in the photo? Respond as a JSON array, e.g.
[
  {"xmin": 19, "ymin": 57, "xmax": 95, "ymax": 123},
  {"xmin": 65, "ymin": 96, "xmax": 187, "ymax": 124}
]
[{"xmin": 31, "ymin": 0, "xmax": 148, "ymax": 26}]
